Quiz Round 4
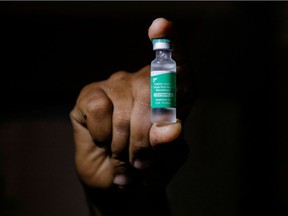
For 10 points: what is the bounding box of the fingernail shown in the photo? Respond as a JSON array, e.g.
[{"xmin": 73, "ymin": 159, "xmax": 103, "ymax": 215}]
[
  {"xmin": 133, "ymin": 159, "xmax": 149, "ymax": 169},
  {"xmin": 113, "ymin": 174, "xmax": 129, "ymax": 186}
]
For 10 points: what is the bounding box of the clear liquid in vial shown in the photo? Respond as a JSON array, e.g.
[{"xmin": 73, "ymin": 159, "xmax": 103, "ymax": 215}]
[{"xmin": 151, "ymin": 51, "xmax": 176, "ymax": 124}]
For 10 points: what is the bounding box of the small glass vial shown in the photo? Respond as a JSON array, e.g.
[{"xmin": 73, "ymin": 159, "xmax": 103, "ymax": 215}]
[{"xmin": 150, "ymin": 38, "xmax": 176, "ymax": 123}]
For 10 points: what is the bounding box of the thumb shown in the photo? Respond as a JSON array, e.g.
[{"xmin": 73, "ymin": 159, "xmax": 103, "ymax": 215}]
[
  {"xmin": 149, "ymin": 119, "xmax": 182, "ymax": 147},
  {"xmin": 148, "ymin": 17, "xmax": 186, "ymax": 66}
]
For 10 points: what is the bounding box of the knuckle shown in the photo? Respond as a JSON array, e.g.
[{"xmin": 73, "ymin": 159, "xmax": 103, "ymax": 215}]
[
  {"xmin": 76, "ymin": 90, "xmax": 111, "ymax": 122},
  {"xmin": 76, "ymin": 82, "xmax": 104, "ymax": 111},
  {"xmin": 86, "ymin": 96, "xmax": 111, "ymax": 118},
  {"xmin": 108, "ymin": 71, "xmax": 130, "ymax": 82}
]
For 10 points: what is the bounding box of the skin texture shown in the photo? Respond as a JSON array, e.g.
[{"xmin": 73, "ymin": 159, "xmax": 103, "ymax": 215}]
[{"xmin": 70, "ymin": 18, "xmax": 193, "ymax": 215}]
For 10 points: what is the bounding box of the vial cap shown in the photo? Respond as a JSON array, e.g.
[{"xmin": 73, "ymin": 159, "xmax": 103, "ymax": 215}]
[{"xmin": 152, "ymin": 38, "xmax": 172, "ymax": 50}]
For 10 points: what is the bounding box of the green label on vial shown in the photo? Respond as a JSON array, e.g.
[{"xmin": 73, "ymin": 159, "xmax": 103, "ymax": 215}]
[{"xmin": 151, "ymin": 71, "xmax": 176, "ymax": 108}]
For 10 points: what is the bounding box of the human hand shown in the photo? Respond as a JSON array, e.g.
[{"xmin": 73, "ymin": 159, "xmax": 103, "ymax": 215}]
[{"xmin": 70, "ymin": 17, "xmax": 193, "ymax": 193}]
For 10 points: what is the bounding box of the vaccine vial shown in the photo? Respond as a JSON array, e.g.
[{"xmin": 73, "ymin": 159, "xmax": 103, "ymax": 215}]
[{"xmin": 150, "ymin": 38, "xmax": 176, "ymax": 123}]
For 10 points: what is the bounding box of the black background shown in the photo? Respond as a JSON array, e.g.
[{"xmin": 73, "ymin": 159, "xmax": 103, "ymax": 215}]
[{"xmin": 0, "ymin": 2, "xmax": 287, "ymax": 216}]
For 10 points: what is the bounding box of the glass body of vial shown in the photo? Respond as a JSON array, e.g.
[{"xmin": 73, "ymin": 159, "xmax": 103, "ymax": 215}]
[{"xmin": 150, "ymin": 38, "xmax": 176, "ymax": 123}]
